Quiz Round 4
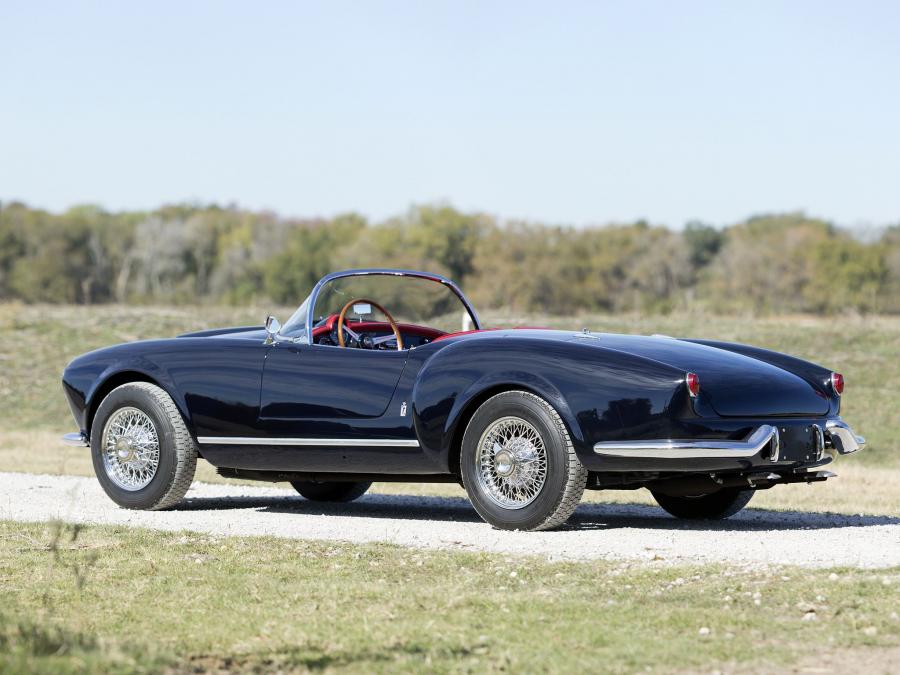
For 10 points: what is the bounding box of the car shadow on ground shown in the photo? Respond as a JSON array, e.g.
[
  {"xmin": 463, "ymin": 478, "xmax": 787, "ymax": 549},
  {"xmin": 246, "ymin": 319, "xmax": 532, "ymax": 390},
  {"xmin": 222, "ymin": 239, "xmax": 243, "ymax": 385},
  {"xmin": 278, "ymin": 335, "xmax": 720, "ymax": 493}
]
[{"xmin": 172, "ymin": 493, "xmax": 900, "ymax": 532}]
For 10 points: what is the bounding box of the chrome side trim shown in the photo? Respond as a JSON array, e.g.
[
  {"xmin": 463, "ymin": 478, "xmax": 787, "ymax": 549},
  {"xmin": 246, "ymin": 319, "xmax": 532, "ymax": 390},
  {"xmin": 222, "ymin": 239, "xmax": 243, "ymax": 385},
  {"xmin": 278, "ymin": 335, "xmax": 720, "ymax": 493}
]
[
  {"xmin": 593, "ymin": 425, "xmax": 779, "ymax": 459},
  {"xmin": 196, "ymin": 436, "xmax": 420, "ymax": 448},
  {"xmin": 825, "ymin": 419, "xmax": 865, "ymax": 454},
  {"xmin": 62, "ymin": 432, "xmax": 88, "ymax": 447}
]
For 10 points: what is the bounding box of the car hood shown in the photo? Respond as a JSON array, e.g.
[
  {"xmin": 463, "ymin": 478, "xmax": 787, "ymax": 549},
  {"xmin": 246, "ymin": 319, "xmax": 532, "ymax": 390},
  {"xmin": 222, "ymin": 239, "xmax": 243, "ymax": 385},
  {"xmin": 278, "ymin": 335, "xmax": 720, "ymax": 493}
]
[{"xmin": 567, "ymin": 332, "xmax": 829, "ymax": 417}]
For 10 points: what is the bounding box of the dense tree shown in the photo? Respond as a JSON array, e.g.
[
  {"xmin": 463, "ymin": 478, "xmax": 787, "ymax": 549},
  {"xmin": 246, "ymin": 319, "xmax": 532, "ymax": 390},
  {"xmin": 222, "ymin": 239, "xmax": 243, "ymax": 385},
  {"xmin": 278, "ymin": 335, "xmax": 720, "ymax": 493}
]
[{"xmin": 0, "ymin": 200, "xmax": 896, "ymax": 315}]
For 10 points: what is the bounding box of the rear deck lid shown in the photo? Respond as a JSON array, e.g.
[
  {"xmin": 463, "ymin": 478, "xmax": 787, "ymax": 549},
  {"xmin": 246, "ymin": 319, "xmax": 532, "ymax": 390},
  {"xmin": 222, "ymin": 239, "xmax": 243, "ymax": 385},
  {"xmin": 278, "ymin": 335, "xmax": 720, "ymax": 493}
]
[{"xmin": 587, "ymin": 334, "xmax": 829, "ymax": 417}]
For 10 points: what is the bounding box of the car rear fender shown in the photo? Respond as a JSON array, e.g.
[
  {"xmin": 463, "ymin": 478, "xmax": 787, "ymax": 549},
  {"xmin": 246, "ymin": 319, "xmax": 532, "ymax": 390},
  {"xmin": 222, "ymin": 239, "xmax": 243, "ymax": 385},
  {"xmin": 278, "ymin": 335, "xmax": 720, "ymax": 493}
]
[{"xmin": 411, "ymin": 337, "xmax": 687, "ymax": 472}]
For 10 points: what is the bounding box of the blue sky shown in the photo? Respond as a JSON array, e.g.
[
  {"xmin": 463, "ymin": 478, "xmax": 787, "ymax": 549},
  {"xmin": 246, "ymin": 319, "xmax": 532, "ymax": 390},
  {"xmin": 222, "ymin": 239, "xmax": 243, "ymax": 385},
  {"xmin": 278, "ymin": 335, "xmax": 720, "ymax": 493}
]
[{"xmin": 1, "ymin": 1, "xmax": 898, "ymax": 228}]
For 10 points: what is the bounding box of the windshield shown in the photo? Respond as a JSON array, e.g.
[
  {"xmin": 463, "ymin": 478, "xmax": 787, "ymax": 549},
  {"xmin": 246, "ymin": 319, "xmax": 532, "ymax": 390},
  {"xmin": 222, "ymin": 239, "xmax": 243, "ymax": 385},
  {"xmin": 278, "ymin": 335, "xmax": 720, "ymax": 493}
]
[{"xmin": 281, "ymin": 272, "xmax": 478, "ymax": 341}]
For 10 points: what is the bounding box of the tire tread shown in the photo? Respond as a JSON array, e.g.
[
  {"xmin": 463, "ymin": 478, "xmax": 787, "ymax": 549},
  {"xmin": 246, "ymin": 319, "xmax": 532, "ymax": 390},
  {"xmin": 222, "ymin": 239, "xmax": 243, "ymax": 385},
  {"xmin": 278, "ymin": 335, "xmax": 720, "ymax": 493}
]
[
  {"xmin": 107, "ymin": 382, "xmax": 197, "ymax": 510},
  {"xmin": 462, "ymin": 390, "xmax": 587, "ymax": 531},
  {"xmin": 651, "ymin": 488, "xmax": 754, "ymax": 520}
]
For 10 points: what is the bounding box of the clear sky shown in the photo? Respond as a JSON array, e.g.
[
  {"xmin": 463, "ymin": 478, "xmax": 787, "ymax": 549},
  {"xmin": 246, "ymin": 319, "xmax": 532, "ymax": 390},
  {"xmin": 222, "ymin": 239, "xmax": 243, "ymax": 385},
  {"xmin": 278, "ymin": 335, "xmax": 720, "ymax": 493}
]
[{"xmin": 1, "ymin": 1, "xmax": 898, "ymax": 228}]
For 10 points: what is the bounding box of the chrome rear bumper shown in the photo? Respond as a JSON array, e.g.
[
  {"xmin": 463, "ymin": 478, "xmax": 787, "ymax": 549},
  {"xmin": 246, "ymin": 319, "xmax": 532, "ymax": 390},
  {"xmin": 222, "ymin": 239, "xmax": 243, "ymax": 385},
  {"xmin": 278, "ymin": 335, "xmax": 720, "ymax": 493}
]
[
  {"xmin": 593, "ymin": 419, "xmax": 864, "ymax": 461},
  {"xmin": 593, "ymin": 425, "xmax": 779, "ymax": 459},
  {"xmin": 824, "ymin": 419, "xmax": 865, "ymax": 454},
  {"xmin": 62, "ymin": 432, "xmax": 89, "ymax": 447}
]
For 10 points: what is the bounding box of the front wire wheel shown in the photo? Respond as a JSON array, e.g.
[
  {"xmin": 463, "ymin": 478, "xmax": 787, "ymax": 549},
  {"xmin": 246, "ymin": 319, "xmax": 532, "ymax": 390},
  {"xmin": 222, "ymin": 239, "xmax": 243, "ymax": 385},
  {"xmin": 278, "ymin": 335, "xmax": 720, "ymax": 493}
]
[
  {"xmin": 101, "ymin": 406, "xmax": 161, "ymax": 491},
  {"xmin": 461, "ymin": 391, "xmax": 587, "ymax": 531},
  {"xmin": 91, "ymin": 382, "xmax": 197, "ymax": 510}
]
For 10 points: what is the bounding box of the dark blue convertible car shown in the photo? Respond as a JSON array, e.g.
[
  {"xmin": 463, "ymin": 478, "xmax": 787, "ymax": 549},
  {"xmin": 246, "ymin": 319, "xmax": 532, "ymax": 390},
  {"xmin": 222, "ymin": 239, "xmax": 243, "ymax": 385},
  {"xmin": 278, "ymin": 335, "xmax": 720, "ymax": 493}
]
[{"xmin": 62, "ymin": 269, "xmax": 865, "ymax": 530}]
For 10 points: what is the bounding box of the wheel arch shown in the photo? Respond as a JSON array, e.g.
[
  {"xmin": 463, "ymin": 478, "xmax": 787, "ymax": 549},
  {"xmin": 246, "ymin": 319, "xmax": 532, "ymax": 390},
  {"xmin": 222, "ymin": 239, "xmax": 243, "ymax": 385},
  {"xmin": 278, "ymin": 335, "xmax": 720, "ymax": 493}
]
[
  {"xmin": 443, "ymin": 381, "xmax": 582, "ymax": 478},
  {"xmin": 411, "ymin": 339, "xmax": 594, "ymax": 475},
  {"xmin": 86, "ymin": 370, "xmax": 192, "ymax": 443}
]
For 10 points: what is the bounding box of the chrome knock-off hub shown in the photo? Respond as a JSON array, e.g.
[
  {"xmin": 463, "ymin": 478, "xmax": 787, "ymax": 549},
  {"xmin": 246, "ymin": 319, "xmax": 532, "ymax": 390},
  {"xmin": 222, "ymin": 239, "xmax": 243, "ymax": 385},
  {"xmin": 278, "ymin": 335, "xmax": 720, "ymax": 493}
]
[
  {"xmin": 115, "ymin": 437, "xmax": 135, "ymax": 461},
  {"xmin": 101, "ymin": 407, "xmax": 161, "ymax": 491},
  {"xmin": 494, "ymin": 450, "xmax": 514, "ymax": 477},
  {"xmin": 475, "ymin": 416, "xmax": 549, "ymax": 509}
]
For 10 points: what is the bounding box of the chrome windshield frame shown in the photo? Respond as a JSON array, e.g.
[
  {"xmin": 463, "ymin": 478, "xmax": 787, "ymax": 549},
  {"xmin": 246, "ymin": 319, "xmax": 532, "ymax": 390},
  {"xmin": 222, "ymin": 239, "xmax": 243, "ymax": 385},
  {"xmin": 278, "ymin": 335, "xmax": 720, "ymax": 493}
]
[{"xmin": 301, "ymin": 269, "xmax": 481, "ymax": 346}]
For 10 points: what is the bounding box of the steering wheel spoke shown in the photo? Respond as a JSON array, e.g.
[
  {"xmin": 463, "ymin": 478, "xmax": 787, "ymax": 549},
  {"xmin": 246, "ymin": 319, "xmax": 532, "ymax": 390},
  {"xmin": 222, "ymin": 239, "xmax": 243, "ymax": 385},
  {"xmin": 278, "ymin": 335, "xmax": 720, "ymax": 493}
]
[{"xmin": 371, "ymin": 334, "xmax": 398, "ymax": 347}]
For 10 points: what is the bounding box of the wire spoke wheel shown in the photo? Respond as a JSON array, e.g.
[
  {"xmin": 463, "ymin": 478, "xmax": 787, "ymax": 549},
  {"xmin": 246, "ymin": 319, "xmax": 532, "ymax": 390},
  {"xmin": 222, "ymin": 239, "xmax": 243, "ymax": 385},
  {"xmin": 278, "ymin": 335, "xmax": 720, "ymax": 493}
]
[
  {"xmin": 475, "ymin": 415, "xmax": 548, "ymax": 509},
  {"xmin": 101, "ymin": 406, "xmax": 160, "ymax": 491}
]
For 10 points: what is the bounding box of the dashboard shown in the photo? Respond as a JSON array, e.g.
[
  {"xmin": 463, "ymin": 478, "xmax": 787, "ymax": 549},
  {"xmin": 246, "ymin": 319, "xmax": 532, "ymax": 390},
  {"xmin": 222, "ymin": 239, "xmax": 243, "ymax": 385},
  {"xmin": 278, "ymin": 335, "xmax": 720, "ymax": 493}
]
[{"xmin": 311, "ymin": 315, "xmax": 445, "ymax": 350}]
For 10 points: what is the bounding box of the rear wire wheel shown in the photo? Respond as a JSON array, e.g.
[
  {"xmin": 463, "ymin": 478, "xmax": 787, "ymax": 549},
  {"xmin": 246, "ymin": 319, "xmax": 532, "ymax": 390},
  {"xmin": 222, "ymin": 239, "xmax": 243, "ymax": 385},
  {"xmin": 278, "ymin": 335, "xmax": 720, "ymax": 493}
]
[
  {"xmin": 460, "ymin": 391, "xmax": 587, "ymax": 531},
  {"xmin": 651, "ymin": 488, "xmax": 754, "ymax": 520}
]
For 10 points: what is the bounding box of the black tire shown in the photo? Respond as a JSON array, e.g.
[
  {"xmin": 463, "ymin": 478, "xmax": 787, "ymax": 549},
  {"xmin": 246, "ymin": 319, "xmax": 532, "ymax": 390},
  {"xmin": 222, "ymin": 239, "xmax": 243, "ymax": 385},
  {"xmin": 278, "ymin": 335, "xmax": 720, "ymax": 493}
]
[
  {"xmin": 460, "ymin": 391, "xmax": 587, "ymax": 531},
  {"xmin": 651, "ymin": 488, "xmax": 754, "ymax": 520},
  {"xmin": 291, "ymin": 480, "xmax": 372, "ymax": 502},
  {"xmin": 90, "ymin": 382, "xmax": 197, "ymax": 510}
]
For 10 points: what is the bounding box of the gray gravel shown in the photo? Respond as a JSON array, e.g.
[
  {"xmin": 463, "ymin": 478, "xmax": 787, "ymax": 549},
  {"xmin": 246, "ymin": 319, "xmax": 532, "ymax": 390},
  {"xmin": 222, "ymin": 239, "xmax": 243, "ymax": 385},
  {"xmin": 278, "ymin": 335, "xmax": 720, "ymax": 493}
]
[{"xmin": 2, "ymin": 472, "xmax": 899, "ymax": 568}]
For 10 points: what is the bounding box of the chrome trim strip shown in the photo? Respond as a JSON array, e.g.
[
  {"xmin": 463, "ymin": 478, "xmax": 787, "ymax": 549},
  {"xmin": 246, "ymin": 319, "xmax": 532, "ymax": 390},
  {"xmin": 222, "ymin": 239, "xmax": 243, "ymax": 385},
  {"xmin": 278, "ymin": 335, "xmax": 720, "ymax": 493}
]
[
  {"xmin": 62, "ymin": 432, "xmax": 88, "ymax": 447},
  {"xmin": 593, "ymin": 425, "xmax": 779, "ymax": 459},
  {"xmin": 196, "ymin": 436, "xmax": 420, "ymax": 447},
  {"xmin": 825, "ymin": 419, "xmax": 865, "ymax": 454}
]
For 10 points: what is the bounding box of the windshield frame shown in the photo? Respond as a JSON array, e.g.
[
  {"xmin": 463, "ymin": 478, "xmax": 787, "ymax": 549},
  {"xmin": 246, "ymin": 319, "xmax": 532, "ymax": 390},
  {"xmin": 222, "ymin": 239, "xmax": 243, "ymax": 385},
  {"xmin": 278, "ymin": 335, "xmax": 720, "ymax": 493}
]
[{"xmin": 281, "ymin": 268, "xmax": 481, "ymax": 344}]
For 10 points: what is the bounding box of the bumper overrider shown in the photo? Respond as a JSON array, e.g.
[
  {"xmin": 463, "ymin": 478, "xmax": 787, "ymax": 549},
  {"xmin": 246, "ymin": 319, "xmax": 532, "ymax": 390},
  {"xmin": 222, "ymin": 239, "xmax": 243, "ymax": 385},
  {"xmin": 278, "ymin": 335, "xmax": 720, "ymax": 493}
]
[{"xmin": 593, "ymin": 418, "xmax": 864, "ymax": 463}]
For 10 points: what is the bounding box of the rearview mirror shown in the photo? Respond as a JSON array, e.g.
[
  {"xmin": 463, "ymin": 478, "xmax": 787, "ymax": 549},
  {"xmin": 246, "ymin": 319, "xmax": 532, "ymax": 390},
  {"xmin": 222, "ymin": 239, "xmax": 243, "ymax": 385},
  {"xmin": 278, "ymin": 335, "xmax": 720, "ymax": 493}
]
[
  {"xmin": 352, "ymin": 303, "xmax": 372, "ymax": 317},
  {"xmin": 264, "ymin": 315, "xmax": 281, "ymax": 343}
]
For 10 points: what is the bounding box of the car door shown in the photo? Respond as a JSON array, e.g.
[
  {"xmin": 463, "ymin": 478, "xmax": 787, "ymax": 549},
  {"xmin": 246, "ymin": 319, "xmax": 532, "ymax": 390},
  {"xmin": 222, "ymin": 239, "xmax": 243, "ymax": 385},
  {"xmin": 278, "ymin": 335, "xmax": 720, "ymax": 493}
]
[{"xmin": 258, "ymin": 342, "xmax": 409, "ymax": 436}]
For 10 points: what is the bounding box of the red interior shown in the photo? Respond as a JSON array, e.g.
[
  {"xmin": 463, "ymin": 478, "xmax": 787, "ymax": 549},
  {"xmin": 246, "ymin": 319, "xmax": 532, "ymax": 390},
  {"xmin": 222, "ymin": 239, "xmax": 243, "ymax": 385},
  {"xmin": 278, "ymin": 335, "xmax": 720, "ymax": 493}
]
[
  {"xmin": 311, "ymin": 314, "xmax": 446, "ymax": 342},
  {"xmin": 311, "ymin": 315, "xmax": 553, "ymax": 344},
  {"xmin": 432, "ymin": 328, "xmax": 499, "ymax": 342}
]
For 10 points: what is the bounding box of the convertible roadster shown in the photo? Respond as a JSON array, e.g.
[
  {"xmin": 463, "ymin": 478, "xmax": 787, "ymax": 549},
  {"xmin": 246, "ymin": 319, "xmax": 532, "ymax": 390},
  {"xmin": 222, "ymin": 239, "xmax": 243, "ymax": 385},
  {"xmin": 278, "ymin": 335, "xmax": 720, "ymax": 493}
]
[{"xmin": 62, "ymin": 268, "xmax": 865, "ymax": 530}]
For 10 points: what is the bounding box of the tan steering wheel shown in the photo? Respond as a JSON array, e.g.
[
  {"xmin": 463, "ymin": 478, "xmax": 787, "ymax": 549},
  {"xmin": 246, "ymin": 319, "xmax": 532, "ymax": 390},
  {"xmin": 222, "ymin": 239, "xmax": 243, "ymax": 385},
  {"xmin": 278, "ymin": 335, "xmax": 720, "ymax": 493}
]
[{"xmin": 336, "ymin": 297, "xmax": 404, "ymax": 350}]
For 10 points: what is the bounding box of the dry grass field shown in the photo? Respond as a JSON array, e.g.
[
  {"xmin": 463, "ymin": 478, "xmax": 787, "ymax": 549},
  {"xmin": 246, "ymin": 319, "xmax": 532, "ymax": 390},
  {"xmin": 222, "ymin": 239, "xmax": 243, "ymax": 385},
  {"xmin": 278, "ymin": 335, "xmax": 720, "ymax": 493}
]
[{"xmin": 1, "ymin": 303, "xmax": 898, "ymax": 672}]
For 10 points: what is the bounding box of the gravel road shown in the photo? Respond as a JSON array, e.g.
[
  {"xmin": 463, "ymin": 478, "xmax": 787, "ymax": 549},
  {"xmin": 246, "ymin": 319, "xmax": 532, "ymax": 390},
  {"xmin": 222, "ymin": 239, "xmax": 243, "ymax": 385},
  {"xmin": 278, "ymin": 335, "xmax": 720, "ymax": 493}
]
[{"xmin": 2, "ymin": 472, "xmax": 898, "ymax": 568}]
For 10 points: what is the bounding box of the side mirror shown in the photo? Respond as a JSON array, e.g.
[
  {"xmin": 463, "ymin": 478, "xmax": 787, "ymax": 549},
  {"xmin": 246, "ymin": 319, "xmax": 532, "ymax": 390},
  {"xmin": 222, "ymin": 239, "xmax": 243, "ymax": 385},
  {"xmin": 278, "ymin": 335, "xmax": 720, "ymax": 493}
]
[{"xmin": 264, "ymin": 315, "xmax": 281, "ymax": 344}]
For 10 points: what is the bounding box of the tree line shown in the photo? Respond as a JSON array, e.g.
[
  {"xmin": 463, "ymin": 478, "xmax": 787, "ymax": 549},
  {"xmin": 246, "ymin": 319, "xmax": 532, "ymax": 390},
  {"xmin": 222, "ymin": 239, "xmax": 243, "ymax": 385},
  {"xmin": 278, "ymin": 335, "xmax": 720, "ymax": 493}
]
[{"xmin": 1, "ymin": 200, "xmax": 897, "ymax": 315}]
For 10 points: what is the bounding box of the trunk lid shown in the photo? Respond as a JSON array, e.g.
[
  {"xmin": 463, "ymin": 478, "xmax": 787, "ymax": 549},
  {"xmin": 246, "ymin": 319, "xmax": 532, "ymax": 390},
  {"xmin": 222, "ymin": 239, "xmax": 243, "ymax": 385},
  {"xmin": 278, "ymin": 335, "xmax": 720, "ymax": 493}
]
[{"xmin": 576, "ymin": 333, "xmax": 829, "ymax": 417}]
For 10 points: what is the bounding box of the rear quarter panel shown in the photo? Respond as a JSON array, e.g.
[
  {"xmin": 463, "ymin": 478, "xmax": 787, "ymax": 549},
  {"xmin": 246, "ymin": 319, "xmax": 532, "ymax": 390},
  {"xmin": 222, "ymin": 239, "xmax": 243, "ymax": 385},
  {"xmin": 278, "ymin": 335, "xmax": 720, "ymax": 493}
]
[{"xmin": 410, "ymin": 333, "xmax": 689, "ymax": 471}]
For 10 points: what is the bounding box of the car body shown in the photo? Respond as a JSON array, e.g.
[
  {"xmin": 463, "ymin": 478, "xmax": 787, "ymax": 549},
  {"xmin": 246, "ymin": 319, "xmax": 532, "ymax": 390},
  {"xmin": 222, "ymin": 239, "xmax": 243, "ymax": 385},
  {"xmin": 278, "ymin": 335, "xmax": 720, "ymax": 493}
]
[{"xmin": 62, "ymin": 268, "xmax": 865, "ymax": 529}]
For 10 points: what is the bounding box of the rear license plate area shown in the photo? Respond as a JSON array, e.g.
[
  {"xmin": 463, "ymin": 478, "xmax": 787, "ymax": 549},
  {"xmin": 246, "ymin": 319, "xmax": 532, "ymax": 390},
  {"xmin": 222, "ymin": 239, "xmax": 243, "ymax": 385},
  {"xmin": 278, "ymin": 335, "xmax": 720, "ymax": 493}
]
[{"xmin": 777, "ymin": 425, "xmax": 822, "ymax": 463}]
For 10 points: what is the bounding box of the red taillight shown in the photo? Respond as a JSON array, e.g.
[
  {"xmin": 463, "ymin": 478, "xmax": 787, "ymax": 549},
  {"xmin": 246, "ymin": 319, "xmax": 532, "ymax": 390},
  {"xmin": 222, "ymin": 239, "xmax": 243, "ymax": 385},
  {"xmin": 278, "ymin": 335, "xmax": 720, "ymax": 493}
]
[
  {"xmin": 831, "ymin": 372, "xmax": 844, "ymax": 396},
  {"xmin": 686, "ymin": 372, "xmax": 700, "ymax": 398}
]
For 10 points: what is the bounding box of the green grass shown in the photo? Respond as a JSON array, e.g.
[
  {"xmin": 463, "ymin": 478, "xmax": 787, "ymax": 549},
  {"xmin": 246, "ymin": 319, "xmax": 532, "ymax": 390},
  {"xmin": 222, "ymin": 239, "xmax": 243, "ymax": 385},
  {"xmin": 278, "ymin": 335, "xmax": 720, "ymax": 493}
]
[
  {"xmin": 2, "ymin": 520, "xmax": 898, "ymax": 673},
  {"xmin": 1, "ymin": 303, "xmax": 896, "ymax": 465},
  {"xmin": 0, "ymin": 614, "xmax": 165, "ymax": 674}
]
